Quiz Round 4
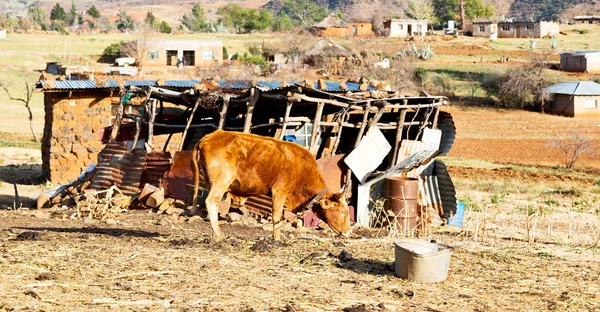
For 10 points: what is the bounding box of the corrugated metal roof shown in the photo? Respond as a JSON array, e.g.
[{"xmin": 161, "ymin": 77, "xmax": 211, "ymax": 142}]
[
  {"xmin": 39, "ymin": 79, "xmax": 382, "ymax": 93},
  {"xmin": 547, "ymin": 81, "xmax": 600, "ymax": 95},
  {"xmin": 162, "ymin": 80, "xmax": 201, "ymax": 87}
]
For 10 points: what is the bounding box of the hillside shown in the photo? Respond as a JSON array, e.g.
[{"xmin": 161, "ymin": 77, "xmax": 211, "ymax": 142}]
[{"xmin": 3, "ymin": 0, "xmax": 600, "ymax": 27}]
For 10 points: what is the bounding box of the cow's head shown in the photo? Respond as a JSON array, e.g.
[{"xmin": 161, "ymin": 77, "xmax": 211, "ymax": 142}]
[{"xmin": 312, "ymin": 190, "xmax": 352, "ymax": 237}]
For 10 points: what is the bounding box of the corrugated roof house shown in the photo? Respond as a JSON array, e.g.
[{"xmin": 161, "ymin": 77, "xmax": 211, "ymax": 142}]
[
  {"xmin": 560, "ymin": 51, "xmax": 600, "ymax": 73},
  {"xmin": 545, "ymin": 81, "xmax": 600, "ymax": 117}
]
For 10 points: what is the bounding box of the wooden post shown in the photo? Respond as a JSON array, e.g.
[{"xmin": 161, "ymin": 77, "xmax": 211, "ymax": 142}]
[
  {"xmin": 390, "ymin": 109, "xmax": 407, "ymax": 167},
  {"xmin": 243, "ymin": 88, "xmax": 259, "ymax": 133},
  {"xmin": 278, "ymin": 100, "xmax": 293, "ymax": 140},
  {"xmin": 147, "ymin": 99, "xmax": 157, "ymax": 148},
  {"xmin": 131, "ymin": 115, "xmax": 142, "ymax": 152},
  {"xmin": 309, "ymin": 102, "xmax": 325, "ymax": 155},
  {"xmin": 431, "ymin": 105, "xmax": 441, "ymax": 129},
  {"xmin": 109, "ymin": 95, "xmax": 125, "ymax": 143},
  {"xmin": 331, "ymin": 109, "xmax": 348, "ymax": 154},
  {"xmin": 366, "ymin": 101, "xmax": 387, "ymax": 129},
  {"xmin": 218, "ymin": 95, "xmax": 230, "ymax": 130},
  {"xmin": 354, "ymin": 102, "xmax": 371, "ymax": 149},
  {"xmin": 13, "ymin": 182, "xmax": 20, "ymax": 209},
  {"xmin": 179, "ymin": 99, "xmax": 201, "ymax": 151}
]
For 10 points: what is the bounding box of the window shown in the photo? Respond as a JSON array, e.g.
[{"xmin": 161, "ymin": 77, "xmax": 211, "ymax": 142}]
[
  {"xmin": 202, "ymin": 50, "xmax": 214, "ymax": 60},
  {"xmin": 551, "ymin": 100, "xmax": 557, "ymax": 108},
  {"xmin": 147, "ymin": 50, "xmax": 158, "ymax": 60},
  {"xmin": 526, "ymin": 24, "xmax": 534, "ymax": 30},
  {"xmin": 183, "ymin": 50, "xmax": 195, "ymax": 66},
  {"xmin": 501, "ymin": 24, "xmax": 510, "ymax": 31},
  {"xmin": 479, "ymin": 25, "xmax": 485, "ymax": 32},
  {"xmin": 584, "ymin": 99, "xmax": 598, "ymax": 108},
  {"xmin": 398, "ymin": 24, "xmax": 403, "ymax": 30},
  {"xmin": 166, "ymin": 50, "xmax": 178, "ymax": 66}
]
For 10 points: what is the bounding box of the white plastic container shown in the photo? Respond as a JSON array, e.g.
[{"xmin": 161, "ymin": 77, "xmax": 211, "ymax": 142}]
[{"xmin": 394, "ymin": 239, "xmax": 452, "ymax": 283}]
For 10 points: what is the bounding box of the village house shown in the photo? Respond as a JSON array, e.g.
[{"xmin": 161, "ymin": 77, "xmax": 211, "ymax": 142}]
[
  {"xmin": 383, "ymin": 19, "xmax": 428, "ymax": 37},
  {"xmin": 471, "ymin": 21, "xmax": 559, "ymax": 38},
  {"xmin": 545, "ymin": 81, "xmax": 600, "ymax": 118},
  {"xmin": 313, "ymin": 14, "xmax": 350, "ymax": 37},
  {"xmin": 573, "ymin": 15, "xmax": 600, "ymax": 24},
  {"xmin": 312, "ymin": 14, "xmax": 373, "ymax": 38},
  {"xmin": 560, "ymin": 51, "xmax": 600, "ymax": 73},
  {"xmin": 144, "ymin": 39, "xmax": 223, "ymax": 67}
]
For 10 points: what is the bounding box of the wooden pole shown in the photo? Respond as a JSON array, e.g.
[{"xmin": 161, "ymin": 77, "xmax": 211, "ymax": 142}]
[
  {"xmin": 331, "ymin": 109, "xmax": 348, "ymax": 155},
  {"xmin": 309, "ymin": 102, "xmax": 325, "ymax": 155},
  {"xmin": 390, "ymin": 109, "xmax": 407, "ymax": 167},
  {"xmin": 179, "ymin": 99, "xmax": 201, "ymax": 151},
  {"xmin": 218, "ymin": 95, "xmax": 230, "ymax": 130},
  {"xmin": 147, "ymin": 99, "xmax": 157, "ymax": 148},
  {"xmin": 243, "ymin": 88, "xmax": 259, "ymax": 133},
  {"xmin": 278, "ymin": 100, "xmax": 293, "ymax": 140},
  {"xmin": 109, "ymin": 92, "xmax": 125, "ymax": 143}
]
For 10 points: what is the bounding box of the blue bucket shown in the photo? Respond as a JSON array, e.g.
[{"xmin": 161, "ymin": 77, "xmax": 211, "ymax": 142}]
[
  {"xmin": 448, "ymin": 202, "xmax": 465, "ymax": 228},
  {"xmin": 283, "ymin": 135, "xmax": 297, "ymax": 143}
]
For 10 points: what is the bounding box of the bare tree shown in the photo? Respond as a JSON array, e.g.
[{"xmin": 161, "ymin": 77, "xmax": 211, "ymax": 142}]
[
  {"xmin": 549, "ymin": 131, "xmax": 593, "ymax": 169},
  {"xmin": 121, "ymin": 24, "xmax": 157, "ymax": 75},
  {"xmin": 405, "ymin": 0, "xmax": 434, "ymax": 20},
  {"xmin": 0, "ymin": 77, "xmax": 38, "ymax": 142},
  {"xmin": 465, "ymin": 71, "xmax": 480, "ymax": 103},
  {"xmin": 499, "ymin": 49, "xmax": 554, "ymax": 110}
]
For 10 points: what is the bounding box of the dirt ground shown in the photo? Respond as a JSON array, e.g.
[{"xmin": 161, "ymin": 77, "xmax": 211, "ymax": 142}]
[{"xmin": 445, "ymin": 106, "xmax": 600, "ymax": 169}]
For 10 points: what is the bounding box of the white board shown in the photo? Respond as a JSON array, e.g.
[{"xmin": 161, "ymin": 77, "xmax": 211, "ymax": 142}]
[{"xmin": 344, "ymin": 126, "xmax": 391, "ymax": 184}]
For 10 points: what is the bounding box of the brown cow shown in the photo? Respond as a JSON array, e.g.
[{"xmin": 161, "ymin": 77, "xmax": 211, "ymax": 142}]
[{"xmin": 192, "ymin": 130, "xmax": 351, "ymax": 240}]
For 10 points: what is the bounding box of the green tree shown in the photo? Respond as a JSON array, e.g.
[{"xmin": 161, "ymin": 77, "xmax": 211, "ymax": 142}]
[
  {"xmin": 145, "ymin": 10, "xmax": 156, "ymax": 26},
  {"xmin": 158, "ymin": 20, "xmax": 172, "ymax": 33},
  {"xmin": 50, "ymin": 3, "xmax": 67, "ymax": 22},
  {"xmin": 182, "ymin": 3, "xmax": 207, "ymax": 32},
  {"xmin": 27, "ymin": 6, "xmax": 47, "ymax": 29},
  {"xmin": 87, "ymin": 5, "xmax": 101, "ymax": 20},
  {"xmin": 465, "ymin": 0, "xmax": 493, "ymax": 20},
  {"xmin": 68, "ymin": 1, "xmax": 77, "ymax": 26},
  {"xmin": 272, "ymin": 13, "xmax": 293, "ymax": 31},
  {"xmin": 432, "ymin": 0, "xmax": 458, "ymax": 24},
  {"xmin": 116, "ymin": 10, "xmax": 135, "ymax": 31},
  {"xmin": 217, "ymin": 4, "xmax": 246, "ymax": 33},
  {"xmin": 280, "ymin": 0, "xmax": 328, "ymax": 26}
]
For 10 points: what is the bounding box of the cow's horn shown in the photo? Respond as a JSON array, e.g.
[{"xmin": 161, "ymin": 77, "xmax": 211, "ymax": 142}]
[
  {"xmin": 305, "ymin": 187, "xmax": 328, "ymax": 211},
  {"xmin": 334, "ymin": 184, "xmax": 347, "ymax": 201}
]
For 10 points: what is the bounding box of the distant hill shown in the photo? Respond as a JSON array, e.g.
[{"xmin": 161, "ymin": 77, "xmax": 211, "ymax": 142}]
[{"xmin": 2, "ymin": 0, "xmax": 599, "ymax": 27}]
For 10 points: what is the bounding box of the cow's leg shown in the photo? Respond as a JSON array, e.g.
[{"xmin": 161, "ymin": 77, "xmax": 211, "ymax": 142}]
[
  {"xmin": 205, "ymin": 185, "xmax": 227, "ymax": 238},
  {"xmin": 271, "ymin": 194, "xmax": 286, "ymax": 241}
]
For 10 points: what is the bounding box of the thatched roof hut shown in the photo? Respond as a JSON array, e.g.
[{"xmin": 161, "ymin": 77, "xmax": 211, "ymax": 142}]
[{"xmin": 304, "ymin": 38, "xmax": 353, "ymax": 57}]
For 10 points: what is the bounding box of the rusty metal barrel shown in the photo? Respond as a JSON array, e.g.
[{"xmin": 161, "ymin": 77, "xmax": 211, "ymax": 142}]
[{"xmin": 384, "ymin": 177, "xmax": 419, "ymax": 232}]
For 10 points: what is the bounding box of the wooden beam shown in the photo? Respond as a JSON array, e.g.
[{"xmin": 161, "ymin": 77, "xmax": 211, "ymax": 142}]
[
  {"xmin": 278, "ymin": 100, "xmax": 293, "ymax": 140},
  {"xmin": 309, "ymin": 102, "xmax": 325, "ymax": 155},
  {"xmin": 147, "ymin": 99, "xmax": 157, "ymax": 148},
  {"xmin": 218, "ymin": 95, "xmax": 230, "ymax": 130},
  {"xmin": 331, "ymin": 109, "xmax": 348, "ymax": 155},
  {"xmin": 243, "ymin": 88, "xmax": 259, "ymax": 133},
  {"xmin": 390, "ymin": 109, "xmax": 407, "ymax": 167},
  {"xmin": 179, "ymin": 99, "xmax": 201, "ymax": 151},
  {"xmin": 109, "ymin": 99, "xmax": 124, "ymax": 143}
]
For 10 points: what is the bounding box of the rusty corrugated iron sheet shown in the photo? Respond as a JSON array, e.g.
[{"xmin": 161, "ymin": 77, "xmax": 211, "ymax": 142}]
[
  {"xmin": 163, "ymin": 151, "xmax": 196, "ymax": 203},
  {"xmin": 141, "ymin": 152, "xmax": 172, "ymax": 188},
  {"xmin": 433, "ymin": 160, "xmax": 457, "ymax": 219},
  {"xmin": 437, "ymin": 112, "xmax": 455, "ymax": 156},
  {"xmin": 89, "ymin": 143, "xmax": 146, "ymax": 196},
  {"xmin": 89, "ymin": 142, "xmax": 129, "ymax": 190}
]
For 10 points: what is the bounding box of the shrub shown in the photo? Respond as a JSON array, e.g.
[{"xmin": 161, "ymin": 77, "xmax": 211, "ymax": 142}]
[{"xmin": 102, "ymin": 41, "xmax": 124, "ymax": 57}]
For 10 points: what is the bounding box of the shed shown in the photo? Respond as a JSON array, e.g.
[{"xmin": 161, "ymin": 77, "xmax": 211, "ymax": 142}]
[
  {"xmin": 545, "ymin": 81, "xmax": 600, "ymax": 117},
  {"xmin": 560, "ymin": 51, "xmax": 600, "ymax": 73},
  {"xmin": 573, "ymin": 15, "xmax": 600, "ymax": 24}
]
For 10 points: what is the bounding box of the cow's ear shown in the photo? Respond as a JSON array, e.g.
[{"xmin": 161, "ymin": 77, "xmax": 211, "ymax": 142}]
[
  {"xmin": 318, "ymin": 198, "xmax": 334, "ymax": 210},
  {"xmin": 334, "ymin": 184, "xmax": 348, "ymax": 201}
]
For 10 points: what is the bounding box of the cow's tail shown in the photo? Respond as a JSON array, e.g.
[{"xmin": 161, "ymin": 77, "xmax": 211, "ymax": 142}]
[{"xmin": 192, "ymin": 144, "xmax": 201, "ymax": 214}]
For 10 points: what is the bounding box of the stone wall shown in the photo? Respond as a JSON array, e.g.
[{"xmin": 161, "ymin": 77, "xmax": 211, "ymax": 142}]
[
  {"xmin": 42, "ymin": 91, "xmax": 118, "ymax": 184},
  {"xmin": 42, "ymin": 91, "xmax": 185, "ymax": 185}
]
